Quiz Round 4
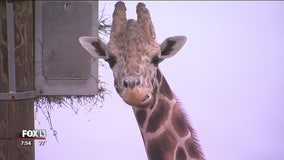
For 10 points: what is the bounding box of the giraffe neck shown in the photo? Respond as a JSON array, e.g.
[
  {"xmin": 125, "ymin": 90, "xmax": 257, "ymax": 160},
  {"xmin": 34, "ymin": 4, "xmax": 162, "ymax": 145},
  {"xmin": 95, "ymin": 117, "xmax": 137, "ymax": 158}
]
[{"xmin": 132, "ymin": 69, "xmax": 204, "ymax": 160}]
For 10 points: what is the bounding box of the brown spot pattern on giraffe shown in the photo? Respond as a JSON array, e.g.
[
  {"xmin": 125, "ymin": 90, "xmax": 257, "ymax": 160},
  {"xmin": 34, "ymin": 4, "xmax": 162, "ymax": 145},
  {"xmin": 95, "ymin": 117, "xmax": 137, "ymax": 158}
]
[
  {"xmin": 156, "ymin": 69, "xmax": 162, "ymax": 83},
  {"xmin": 159, "ymin": 77, "xmax": 174, "ymax": 99},
  {"xmin": 176, "ymin": 147, "xmax": 187, "ymax": 160},
  {"xmin": 185, "ymin": 137, "xmax": 204, "ymax": 159},
  {"xmin": 135, "ymin": 110, "xmax": 147, "ymax": 128},
  {"xmin": 146, "ymin": 99, "xmax": 170, "ymax": 132},
  {"xmin": 147, "ymin": 130, "xmax": 177, "ymax": 160},
  {"xmin": 171, "ymin": 103, "xmax": 189, "ymax": 137}
]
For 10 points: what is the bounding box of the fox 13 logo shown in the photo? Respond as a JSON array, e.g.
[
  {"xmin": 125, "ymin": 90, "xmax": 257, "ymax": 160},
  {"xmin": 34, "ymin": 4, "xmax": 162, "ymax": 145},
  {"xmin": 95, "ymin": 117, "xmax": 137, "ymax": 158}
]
[{"xmin": 22, "ymin": 129, "xmax": 47, "ymax": 139}]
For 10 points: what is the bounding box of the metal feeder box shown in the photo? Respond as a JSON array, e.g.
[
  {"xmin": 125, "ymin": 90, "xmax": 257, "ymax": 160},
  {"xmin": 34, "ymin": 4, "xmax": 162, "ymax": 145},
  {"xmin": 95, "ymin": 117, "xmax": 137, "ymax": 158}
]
[{"xmin": 35, "ymin": 1, "xmax": 99, "ymax": 96}]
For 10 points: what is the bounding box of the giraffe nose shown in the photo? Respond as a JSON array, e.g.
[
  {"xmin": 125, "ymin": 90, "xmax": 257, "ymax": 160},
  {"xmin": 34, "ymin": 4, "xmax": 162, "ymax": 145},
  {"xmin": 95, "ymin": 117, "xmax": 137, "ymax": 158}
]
[{"xmin": 123, "ymin": 76, "xmax": 141, "ymax": 89}]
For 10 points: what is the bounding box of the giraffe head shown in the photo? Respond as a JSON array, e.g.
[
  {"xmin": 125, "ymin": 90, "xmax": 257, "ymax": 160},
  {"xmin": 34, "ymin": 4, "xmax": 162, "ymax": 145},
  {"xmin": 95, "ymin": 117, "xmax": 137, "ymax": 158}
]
[{"xmin": 79, "ymin": 2, "xmax": 186, "ymax": 107}]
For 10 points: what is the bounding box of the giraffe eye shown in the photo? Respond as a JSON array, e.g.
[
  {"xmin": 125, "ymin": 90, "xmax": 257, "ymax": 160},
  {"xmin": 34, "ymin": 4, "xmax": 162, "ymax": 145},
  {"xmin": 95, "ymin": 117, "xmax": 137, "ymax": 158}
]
[
  {"xmin": 151, "ymin": 55, "xmax": 162, "ymax": 67},
  {"xmin": 106, "ymin": 55, "xmax": 117, "ymax": 68}
]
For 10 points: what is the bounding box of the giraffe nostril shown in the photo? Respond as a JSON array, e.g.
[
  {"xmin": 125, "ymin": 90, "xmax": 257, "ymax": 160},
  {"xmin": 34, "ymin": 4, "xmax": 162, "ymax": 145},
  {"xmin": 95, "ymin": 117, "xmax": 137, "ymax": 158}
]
[
  {"xmin": 123, "ymin": 76, "xmax": 141, "ymax": 88},
  {"xmin": 135, "ymin": 79, "xmax": 141, "ymax": 86}
]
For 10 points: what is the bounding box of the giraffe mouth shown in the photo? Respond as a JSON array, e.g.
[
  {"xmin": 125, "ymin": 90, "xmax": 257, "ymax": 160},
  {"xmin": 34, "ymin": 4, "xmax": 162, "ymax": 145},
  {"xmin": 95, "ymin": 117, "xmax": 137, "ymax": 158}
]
[{"xmin": 141, "ymin": 93, "xmax": 152, "ymax": 104}]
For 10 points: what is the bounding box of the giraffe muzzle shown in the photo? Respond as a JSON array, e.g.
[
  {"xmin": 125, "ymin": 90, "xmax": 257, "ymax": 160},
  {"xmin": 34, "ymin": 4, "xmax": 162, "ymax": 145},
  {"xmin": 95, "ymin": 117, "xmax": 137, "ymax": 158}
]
[
  {"xmin": 120, "ymin": 75, "xmax": 152, "ymax": 106},
  {"xmin": 121, "ymin": 86, "xmax": 152, "ymax": 107}
]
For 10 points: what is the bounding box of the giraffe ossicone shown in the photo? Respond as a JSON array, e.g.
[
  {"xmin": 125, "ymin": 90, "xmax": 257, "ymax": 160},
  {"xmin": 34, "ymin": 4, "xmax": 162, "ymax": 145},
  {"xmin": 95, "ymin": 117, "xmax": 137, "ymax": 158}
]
[{"xmin": 79, "ymin": 1, "xmax": 204, "ymax": 160}]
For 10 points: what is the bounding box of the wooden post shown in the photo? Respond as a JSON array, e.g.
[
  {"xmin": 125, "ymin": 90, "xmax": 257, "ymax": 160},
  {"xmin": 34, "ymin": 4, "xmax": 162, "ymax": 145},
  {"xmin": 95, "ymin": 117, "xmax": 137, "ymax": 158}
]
[{"xmin": 0, "ymin": 1, "xmax": 35, "ymax": 160}]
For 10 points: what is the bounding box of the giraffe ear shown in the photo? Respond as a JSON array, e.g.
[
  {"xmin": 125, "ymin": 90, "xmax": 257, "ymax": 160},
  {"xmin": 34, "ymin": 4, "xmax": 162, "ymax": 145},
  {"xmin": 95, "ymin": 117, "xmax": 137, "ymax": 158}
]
[
  {"xmin": 78, "ymin": 36, "xmax": 107, "ymax": 59},
  {"xmin": 160, "ymin": 36, "xmax": 187, "ymax": 59}
]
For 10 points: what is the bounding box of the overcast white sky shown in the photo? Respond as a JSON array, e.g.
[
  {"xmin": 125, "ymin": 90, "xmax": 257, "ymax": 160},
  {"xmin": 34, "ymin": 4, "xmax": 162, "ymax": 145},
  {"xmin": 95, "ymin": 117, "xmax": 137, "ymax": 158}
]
[{"xmin": 36, "ymin": 1, "xmax": 284, "ymax": 160}]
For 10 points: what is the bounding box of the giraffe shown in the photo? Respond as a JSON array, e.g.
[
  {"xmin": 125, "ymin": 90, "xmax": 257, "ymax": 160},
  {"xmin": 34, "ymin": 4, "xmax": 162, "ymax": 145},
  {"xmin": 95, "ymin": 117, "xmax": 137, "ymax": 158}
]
[{"xmin": 79, "ymin": 2, "xmax": 204, "ymax": 160}]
